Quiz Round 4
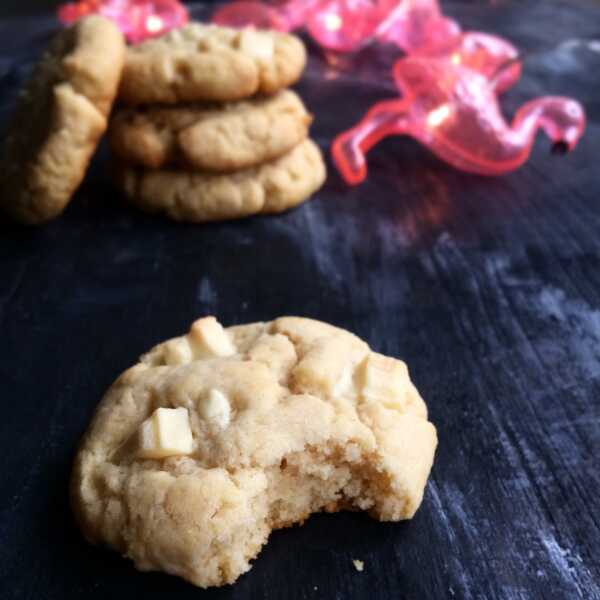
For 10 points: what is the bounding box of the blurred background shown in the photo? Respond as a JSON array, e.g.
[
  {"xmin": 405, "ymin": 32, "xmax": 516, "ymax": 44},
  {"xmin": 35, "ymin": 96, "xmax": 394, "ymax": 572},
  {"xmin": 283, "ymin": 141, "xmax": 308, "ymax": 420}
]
[
  {"xmin": 3, "ymin": 0, "xmax": 70, "ymax": 16},
  {"xmin": 0, "ymin": 0, "xmax": 217, "ymax": 17}
]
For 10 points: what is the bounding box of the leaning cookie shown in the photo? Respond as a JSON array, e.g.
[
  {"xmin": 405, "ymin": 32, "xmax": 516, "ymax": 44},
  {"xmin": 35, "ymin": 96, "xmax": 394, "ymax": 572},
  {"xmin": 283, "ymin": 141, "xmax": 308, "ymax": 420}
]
[
  {"xmin": 109, "ymin": 90, "xmax": 313, "ymax": 172},
  {"xmin": 118, "ymin": 23, "xmax": 306, "ymax": 105},
  {"xmin": 114, "ymin": 139, "xmax": 326, "ymax": 223},
  {"xmin": 71, "ymin": 315, "xmax": 437, "ymax": 588},
  {"xmin": 0, "ymin": 16, "xmax": 125, "ymax": 224}
]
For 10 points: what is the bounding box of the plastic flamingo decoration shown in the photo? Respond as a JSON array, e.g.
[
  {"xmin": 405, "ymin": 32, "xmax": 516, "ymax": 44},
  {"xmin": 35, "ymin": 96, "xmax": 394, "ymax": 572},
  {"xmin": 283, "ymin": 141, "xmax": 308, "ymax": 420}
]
[
  {"xmin": 58, "ymin": 0, "xmax": 585, "ymax": 179},
  {"xmin": 213, "ymin": 0, "xmax": 461, "ymax": 52},
  {"xmin": 332, "ymin": 55, "xmax": 585, "ymax": 184},
  {"xmin": 214, "ymin": 0, "xmax": 385, "ymax": 51},
  {"xmin": 58, "ymin": 0, "xmax": 188, "ymax": 43},
  {"xmin": 213, "ymin": 0, "xmax": 521, "ymax": 83},
  {"xmin": 214, "ymin": 0, "xmax": 585, "ymax": 179}
]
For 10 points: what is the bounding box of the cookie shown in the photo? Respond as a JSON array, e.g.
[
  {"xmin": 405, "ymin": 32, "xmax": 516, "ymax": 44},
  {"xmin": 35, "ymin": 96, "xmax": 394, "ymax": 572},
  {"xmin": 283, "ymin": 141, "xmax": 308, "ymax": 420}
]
[
  {"xmin": 71, "ymin": 316, "xmax": 437, "ymax": 588},
  {"xmin": 0, "ymin": 16, "xmax": 125, "ymax": 224},
  {"xmin": 118, "ymin": 23, "xmax": 306, "ymax": 105},
  {"xmin": 114, "ymin": 138, "xmax": 326, "ymax": 223},
  {"xmin": 109, "ymin": 90, "xmax": 312, "ymax": 172}
]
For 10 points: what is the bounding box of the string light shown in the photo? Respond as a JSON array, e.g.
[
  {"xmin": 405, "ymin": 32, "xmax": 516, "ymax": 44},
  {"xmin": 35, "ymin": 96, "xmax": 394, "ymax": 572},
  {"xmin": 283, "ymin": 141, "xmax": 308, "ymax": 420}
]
[
  {"xmin": 426, "ymin": 104, "xmax": 452, "ymax": 128},
  {"xmin": 58, "ymin": 0, "xmax": 188, "ymax": 43},
  {"xmin": 145, "ymin": 15, "xmax": 164, "ymax": 33},
  {"xmin": 324, "ymin": 13, "xmax": 342, "ymax": 32}
]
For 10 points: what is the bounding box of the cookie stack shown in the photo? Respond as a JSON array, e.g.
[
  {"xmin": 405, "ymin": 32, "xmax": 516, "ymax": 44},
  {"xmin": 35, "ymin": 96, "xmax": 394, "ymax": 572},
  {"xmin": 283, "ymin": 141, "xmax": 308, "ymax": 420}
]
[
  {"xmin": 109, "ymin": 23, "xmax": 326, "ymax": 223},
  {"xmin": 0, "ymin": 18, "xmax": 325, "ymax": 225}
]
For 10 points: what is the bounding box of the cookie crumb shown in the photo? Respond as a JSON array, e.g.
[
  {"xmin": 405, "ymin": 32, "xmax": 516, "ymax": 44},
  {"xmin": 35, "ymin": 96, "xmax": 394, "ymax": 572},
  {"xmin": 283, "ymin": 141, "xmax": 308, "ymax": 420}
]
[{"xmin": 352, "ymin": 559, "xmax": 364, "ymax": 572}]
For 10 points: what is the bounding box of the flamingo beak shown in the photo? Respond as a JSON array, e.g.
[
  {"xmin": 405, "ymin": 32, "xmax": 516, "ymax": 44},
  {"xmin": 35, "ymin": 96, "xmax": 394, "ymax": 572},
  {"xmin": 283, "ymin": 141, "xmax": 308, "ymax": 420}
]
[{"xmin": 552, "ymin": 123, "xmax": 584, "ymax": 154}]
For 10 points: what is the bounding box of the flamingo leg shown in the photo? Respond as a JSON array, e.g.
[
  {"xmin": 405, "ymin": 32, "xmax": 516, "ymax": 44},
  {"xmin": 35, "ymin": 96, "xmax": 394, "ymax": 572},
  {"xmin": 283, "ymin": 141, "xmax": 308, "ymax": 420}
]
[{"xmin": 332, "ymin": 99, "xmax": 412, "ymax": 185}]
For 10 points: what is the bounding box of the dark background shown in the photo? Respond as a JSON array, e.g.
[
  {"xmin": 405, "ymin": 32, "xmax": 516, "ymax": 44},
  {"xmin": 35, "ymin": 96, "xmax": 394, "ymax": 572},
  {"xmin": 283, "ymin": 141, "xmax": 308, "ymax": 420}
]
[
  {"xmin": 1, "ymin": 1, "xmax": 600, "ymax": 599},
  {"xmin": 2, "ymin": 0, "xmax": 206, "ymax": 17}
]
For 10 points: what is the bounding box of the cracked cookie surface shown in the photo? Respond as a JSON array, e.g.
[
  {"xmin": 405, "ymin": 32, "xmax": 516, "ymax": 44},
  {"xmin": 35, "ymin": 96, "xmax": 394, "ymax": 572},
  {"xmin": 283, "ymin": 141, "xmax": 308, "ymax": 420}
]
[
  {"xmin": 113, "ymin": 138, "xmax": 326, "ymax": 223},
  {"xmin": 109, "ymin": 90, "xmax": 312, "ymax": 172},
  {"xmin": 72, "ymin": 316, "xmax": 437, "ymax": 588},
  {"xmin": 0, "ymin": 16, "xmax": 125, "ymax": 224},
  {"xmin": 118, "ymin": 23, "xmax": 306, "ymax": 105}
]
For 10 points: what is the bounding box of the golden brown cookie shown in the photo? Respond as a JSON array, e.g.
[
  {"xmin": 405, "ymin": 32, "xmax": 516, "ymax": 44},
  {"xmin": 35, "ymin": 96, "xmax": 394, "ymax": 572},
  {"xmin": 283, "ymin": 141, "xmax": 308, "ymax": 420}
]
[
  {"xmin": 71, "ymin": 316, "xmax": 437, "ymax": 588},
  {"xmin": 0, "ymin": 16, "xmax": 126, "ymax": 224},
  {"xmin": 118, "ymin": 23, "xmax": 306, "ymax": 105},
  {"xmin": 114, "ymin": 139, "xmax": 326, "ymax": 223},
  {"xmin": 109, "ymin": 90, "xmax": 312, "ymax": 172}
]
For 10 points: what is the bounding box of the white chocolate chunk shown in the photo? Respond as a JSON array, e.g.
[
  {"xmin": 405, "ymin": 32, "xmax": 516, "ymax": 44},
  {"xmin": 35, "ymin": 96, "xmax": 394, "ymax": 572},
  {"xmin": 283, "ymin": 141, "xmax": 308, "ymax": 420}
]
[
  {"xmin": 200, "ymin": 389, "xmax": 231, "ymax": 429},
  {"xmin": 239, "ymin": 29, "xmax": 274, "ymax": 61},
  {"xmin": 292, "ymin": 337, "xmax": 368, "ymax": 397},
  {"xmin": 332, "ymin": 364, "xmax": 354, "ymax": 398},
  {"xmin": 359, "ymin": 353, "xmax": 412, "ymax": 411},
  {"xmin": 138, "ymin": 407, "xmax": 194, "ymax": 459},
  {"xmin": 189, "ymin": 316, "xmax": 236, "ymax": 358}
]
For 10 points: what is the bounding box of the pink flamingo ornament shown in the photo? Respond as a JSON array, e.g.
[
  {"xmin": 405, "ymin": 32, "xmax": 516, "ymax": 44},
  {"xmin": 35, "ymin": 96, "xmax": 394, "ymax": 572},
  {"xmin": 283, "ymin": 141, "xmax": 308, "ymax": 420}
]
[
  {"xmin": 213, "ymin": 0, "xmax": 454, "ymax": 52},
  {"xmin": 214, "ymin": 0, "xmax": 585, "ymax": 179},
  {"xmin": 214, "ymin": 0, "xmax": 521, "ymax": 83},
  {"xmin": 411, "ymin": 31, "xmax": 522, "ymax": 92},
  {"xmin": 375, "ymin": 0, "xmax": 459, "ymax": 54},
  {"xmin": 332, "ymin": 56, "xmax": 585, "ymax": 184},
  {"xmin": 58, "ymin": 0, "xmax": 188, "ymax": 43}
]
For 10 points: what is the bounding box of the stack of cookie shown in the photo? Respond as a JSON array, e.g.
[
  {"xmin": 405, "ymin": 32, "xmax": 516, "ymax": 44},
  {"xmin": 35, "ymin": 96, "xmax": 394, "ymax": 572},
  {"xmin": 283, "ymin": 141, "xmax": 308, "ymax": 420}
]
[
  {"xmin": 109, "ymin": 23, "xmax": 326, "ymax": 223},
  {"xmin": 0, "ymin": 18, "xmax": 325, "ymax": 225}
]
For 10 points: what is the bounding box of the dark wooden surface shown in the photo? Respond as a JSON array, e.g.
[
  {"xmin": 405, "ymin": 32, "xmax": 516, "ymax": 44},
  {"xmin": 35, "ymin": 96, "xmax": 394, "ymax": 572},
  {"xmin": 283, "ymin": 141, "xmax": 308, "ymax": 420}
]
[{"xmin": 1, "ymin": 2, "xmax": 600, "ymax": 599}]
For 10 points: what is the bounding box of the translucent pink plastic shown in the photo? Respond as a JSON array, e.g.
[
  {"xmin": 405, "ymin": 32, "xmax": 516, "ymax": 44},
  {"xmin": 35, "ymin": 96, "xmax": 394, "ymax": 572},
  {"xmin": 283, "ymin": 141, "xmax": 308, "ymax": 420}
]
[
  {"xmin": 58, "ymin": 0, "xmax": 188, "ymax": 43},
  {"xmin": 213, "ymin": 0, "xmax": 459, "ymax": 53},
  {"xmin": 213, "ymin": 0, "xmax": 586, "ymax": 180},
  {"xmin": 332, "ymin": 56, "xmax": 585, "ymax": 183}
]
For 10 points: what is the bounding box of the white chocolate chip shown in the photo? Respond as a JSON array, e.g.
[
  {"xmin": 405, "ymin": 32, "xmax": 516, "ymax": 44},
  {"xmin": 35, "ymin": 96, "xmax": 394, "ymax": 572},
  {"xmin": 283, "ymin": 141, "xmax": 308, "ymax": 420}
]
[
  {"xmin": 138, "ymin": 407, "xmax": 194, "ymax": 459},
  {"xmin": 200, "ymin": 389, "xmax": 231, "ymax": 430},
  {"xmin": 359, "ymin": 352, "xmax": 411, "ymax": 410},
  {"xmin": 332, "ymin": 363, "xmax": 354, "ymax": 398},
  {"xmin": 239, "ymin": 29, "xmax": 274, "ymax": 62},
  {"xmin": 292, "ymin": 337, "xmax": 367, "ymax": 397},
  {"xmin": 189, "ymin": 316, "xmax": 236, "ymax": 358}
]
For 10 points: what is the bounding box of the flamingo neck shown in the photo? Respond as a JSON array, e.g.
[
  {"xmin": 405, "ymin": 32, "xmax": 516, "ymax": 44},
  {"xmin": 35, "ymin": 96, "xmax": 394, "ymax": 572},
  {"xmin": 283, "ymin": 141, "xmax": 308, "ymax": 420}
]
[
  {"xmin": 353, "ymin": 99, "xmax": 412, "ymax": 156},
  {"xmin": 509, "ymin": 97, "xmax": 581, "ymax": 149}
]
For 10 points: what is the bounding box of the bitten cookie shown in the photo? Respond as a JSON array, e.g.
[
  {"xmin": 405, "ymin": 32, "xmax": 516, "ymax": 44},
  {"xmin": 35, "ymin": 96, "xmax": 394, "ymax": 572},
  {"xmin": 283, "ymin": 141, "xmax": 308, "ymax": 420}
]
[
  {"xmin": 0, "ymin": 16, "xmax": 125, "ymax": 224},
  {"xmin": 71, "ymin": 316, "xmax": 438, "ymax": 588},
  {"xmin": 118, "ymin": 23, "xmax": 306, "ymax": 105},
  {"xmin": 109, "ymin": 90, "xmax": 312, "ymax": 172},
  {"xmin": 114, "ymin": 138, "xmax": 326, "ymax": 223}
]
